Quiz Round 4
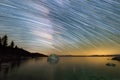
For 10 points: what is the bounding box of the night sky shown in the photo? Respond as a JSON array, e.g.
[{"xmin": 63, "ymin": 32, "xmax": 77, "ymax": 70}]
[{"xmin": 0, "ymin": 0, "xmax": 120, "ymax": 55}]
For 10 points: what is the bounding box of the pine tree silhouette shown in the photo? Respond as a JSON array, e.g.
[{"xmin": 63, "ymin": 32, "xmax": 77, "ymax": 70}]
[
  {"xmin": 15, "ymin": 45, "xmax": 18, "ymax": 48},
  {"xmin": 0, "ymin": 36, "xmax": 1, "ymax": 46},
  {"xmin": 10, "ymin": 41, "xmax": 15, "ymax": 48},
  {"xmin": 2, "ymin": 35, "xmax": 8, "ymax": 47},
  {"xmin": 0, "ymin": 35, "xmax": 46, "ymax": 60}
]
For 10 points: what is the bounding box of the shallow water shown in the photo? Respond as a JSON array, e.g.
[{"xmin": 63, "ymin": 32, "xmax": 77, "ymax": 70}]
[{"xmin": 0, "ymin": 57, "xmax": 120, "ymax": 80}]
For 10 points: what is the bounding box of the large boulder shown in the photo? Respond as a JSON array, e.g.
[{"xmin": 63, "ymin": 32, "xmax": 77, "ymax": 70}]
[
  {"xmin": 112, "ymin": 56, "xmax": 120, "ymax": 61},
  {"xmin": 47, "ymin": 54, "xmax": 59, "ymax": 64}
]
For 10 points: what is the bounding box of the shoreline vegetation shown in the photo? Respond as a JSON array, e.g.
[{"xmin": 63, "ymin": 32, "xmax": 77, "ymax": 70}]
[{"xmin": 0, "ymin": 35, "xmax": 47, "ymax": 63}]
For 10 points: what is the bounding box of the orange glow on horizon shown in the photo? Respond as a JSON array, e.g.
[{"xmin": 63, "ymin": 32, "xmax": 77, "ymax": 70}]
[{"xmin": 62, "ymin": 47, "xmax": 120, "ymax": 55}]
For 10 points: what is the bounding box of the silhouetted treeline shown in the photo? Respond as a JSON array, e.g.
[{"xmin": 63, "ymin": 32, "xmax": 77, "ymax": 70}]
[
  {"xmin": 0, "ymin": 35, "xmax": 15, "ymax": 48},
  {"xmin": 0, "ymin": 35, "xmax": 47, "ymax": 62}
]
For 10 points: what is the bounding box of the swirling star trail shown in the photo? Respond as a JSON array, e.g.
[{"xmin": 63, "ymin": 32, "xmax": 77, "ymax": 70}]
[{"xmin": 0, "ymin": 0, "xmax": 120, "ymax": 55}]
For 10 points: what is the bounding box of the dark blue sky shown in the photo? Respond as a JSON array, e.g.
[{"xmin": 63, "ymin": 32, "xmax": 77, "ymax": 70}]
[{"xmin": 0, "ymin": 0, "xmax": 120, "ymax": 55}]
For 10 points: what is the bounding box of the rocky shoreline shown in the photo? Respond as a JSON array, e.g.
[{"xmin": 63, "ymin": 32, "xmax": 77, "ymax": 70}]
[{"xmin": 112, "ymin": 56, "xmax": 120, "ymax": 61}]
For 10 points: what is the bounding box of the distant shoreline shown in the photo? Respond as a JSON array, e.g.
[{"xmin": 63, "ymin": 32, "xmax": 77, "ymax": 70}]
[{"xmin": 58, "ymin": 55, "xmax": 119, "ymax": 57}]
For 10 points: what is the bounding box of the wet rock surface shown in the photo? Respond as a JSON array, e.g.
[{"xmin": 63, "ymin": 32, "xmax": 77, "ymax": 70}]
[
  {"xmin": 106, "ymin": 63, "xmax": 116, "ymax": 67},
  {"xmin": 47, "ymin": 54, "xmax": 59, "ymax": 64},
  {"xmin": 112, "ymin": 56, "xmax": 120, "ymax": 61}
]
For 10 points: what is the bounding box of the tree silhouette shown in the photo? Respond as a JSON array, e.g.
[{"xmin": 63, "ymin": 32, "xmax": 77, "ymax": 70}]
[
  {"xmin": 2, "ymin": 35, "xmax": 8, "ymax": 47},
  {"xmin": 15, "ymin": 45, "xmax": 18, "ymax": 48},
  {"xmin": 0, "ymin": 36, "xmax": 1, "ymax": 46},
  {"xmin": 0, "ymin": 35, "xmax": 46, "ymax": 60},
  {"xmin": 10, "ymin": 41, "xmax": 15, "ymax": 48}
]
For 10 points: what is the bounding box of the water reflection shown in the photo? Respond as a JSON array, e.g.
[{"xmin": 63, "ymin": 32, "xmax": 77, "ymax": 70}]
[
  {"xmin": 0, "ymin": 57, "xmax": 120, "ymax": 80},
  {"xmin": 0, "ymin": 58, "xmax": 30, "ymax": 80}
]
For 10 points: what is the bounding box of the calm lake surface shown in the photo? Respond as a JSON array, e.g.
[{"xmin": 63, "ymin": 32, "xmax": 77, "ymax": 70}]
[{"xmin": 0, "ymin": 57, "xmax": 120, "ymax": 80}]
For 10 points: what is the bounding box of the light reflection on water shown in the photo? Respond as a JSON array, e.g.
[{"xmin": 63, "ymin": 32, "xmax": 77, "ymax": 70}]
[{"xmin": 0, "ymin": 57, "xmax": 120, "ymax": 80}]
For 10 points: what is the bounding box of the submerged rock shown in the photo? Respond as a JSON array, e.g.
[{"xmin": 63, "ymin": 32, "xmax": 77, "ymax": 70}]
[
  {"xmin": 47, "ymin": 54, "xmax": 59, "ymax": 64},
  {"xmin": 106, "ymin": 63, "xmax": 116, "ymax": 67}
]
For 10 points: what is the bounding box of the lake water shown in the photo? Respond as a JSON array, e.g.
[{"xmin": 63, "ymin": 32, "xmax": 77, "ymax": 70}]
[{"xmin": 0, "ymin": 57, "xmax": 120, "ymax": 80}]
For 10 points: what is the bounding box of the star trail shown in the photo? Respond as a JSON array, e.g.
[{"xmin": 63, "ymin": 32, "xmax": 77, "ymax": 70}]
[{"xmin": 0, "ymin": 0, "xmax": 120, "ymax": 55}]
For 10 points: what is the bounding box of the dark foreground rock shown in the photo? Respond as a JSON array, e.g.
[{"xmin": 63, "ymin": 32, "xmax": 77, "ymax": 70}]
[{"xmin": 112, "ymin": 56, "xmax": 120, "ymax": 61}]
